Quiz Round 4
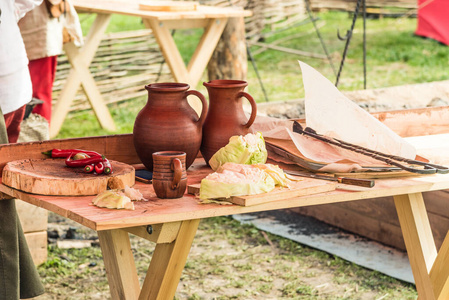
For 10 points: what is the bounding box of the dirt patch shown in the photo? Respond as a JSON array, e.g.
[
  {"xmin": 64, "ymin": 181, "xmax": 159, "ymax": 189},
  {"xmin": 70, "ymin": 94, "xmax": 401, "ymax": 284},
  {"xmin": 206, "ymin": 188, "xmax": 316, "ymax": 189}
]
[{"xmin": 34, "ymin": 213, "xmax": 417, "ymax": 299}]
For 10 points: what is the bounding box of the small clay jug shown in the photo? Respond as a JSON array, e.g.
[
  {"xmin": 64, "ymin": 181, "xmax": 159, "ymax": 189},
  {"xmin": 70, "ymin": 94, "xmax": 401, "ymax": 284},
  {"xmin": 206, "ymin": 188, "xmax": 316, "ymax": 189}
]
[
  {"xmin": 201, "ymin": 80, "xmax": 257, "ymax": 164},
  {"xmin": 133, "ymin": 83, "xmax": 207, "ymax": 171}
]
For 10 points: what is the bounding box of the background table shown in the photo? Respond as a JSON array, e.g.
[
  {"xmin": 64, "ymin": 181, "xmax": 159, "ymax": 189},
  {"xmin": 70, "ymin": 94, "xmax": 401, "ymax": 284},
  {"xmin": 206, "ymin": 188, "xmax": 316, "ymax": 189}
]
[
  {"xmin": 1, "ymin": 134, "xmax": 449, "ymax": 299},
  {"xmin": 51, "ymin": 1, "xmax": 251, "ymax": 138}
]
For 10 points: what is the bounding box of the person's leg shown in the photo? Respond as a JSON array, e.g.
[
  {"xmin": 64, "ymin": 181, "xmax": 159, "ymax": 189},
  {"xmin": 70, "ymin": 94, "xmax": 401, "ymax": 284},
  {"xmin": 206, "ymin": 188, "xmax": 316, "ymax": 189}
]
[
  {"xmin": 0, "ymin": 107, "xmax": 44, "ymax": 298},
  {"xmin": 29, "ymin": 56, "xmax": 57, "ymax": 124},
  {"xmin": 3, "ymin": 105, "xmax": 26, "ymax": 143},
  {"xmin": 0, "ymin": 106, "xmax": 8, "ymax": 145}
]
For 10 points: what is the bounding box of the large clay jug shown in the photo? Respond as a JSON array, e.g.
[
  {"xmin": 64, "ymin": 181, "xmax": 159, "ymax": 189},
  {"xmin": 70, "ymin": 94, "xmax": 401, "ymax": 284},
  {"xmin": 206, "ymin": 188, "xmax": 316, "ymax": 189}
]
[
  {"xmin": 201, "ymin": 79, "xmax": 257, "ymax": 164},
  {"xmin": 133, "ymin": 83, "xmax": 207, "ymax": 171}
]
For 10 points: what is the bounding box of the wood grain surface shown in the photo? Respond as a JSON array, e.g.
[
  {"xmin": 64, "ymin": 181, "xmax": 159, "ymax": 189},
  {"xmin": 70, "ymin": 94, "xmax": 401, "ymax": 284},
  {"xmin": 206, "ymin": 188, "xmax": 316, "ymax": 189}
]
[
  {"xmin": 188, "ymin": 178, "xmax": 337, "ymax": 206},
  {"xmin": 2, "ymin": 159, "xmax": 135, "ymax": 196},
  {"xmin": 139, "ymin": 1, "xmax": 199, "ymax": 12}
]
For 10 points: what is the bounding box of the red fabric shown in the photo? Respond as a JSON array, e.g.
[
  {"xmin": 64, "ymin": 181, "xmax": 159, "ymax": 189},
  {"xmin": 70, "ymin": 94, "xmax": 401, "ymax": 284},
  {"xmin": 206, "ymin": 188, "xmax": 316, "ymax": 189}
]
[
  {"xmin": 415, "ymin": 0, "xmax": 449, "ymax": 45},
  {"xmin": 4, "ymin": 105, "xmax": 26, "ymax": 143},
  {"xmin": 28, "ymin": 56, "xmax": 57, "ymax": 124}
]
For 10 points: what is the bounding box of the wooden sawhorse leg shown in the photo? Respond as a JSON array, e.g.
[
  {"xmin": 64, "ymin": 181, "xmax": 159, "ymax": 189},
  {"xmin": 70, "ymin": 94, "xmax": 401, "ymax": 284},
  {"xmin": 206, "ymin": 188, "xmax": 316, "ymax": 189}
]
[
  {"xmin": 50, "ymin": 13, "xmax": 117, "ymax": 138},
  {"xmin": 98, "ymin": 219, "xmax": 200, "ymax": 300},
  {"xmin": 142, "ymin": 17, "xmax": 227, "ymax": 115},
  {"xmin": 394, "ymin": 192, "xmax": 449, "ymax": 299}
]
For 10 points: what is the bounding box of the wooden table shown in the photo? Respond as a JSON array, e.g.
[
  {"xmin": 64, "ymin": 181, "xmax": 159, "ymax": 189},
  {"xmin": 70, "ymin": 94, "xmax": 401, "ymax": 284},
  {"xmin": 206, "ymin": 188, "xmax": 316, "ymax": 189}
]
[
  {"xmin": 50, "ymin": 1, "xmax": 252, "ymax": 138},
  {"xmin": 1, "ymin": 134, "xmax": 448, "ymax": 300}
]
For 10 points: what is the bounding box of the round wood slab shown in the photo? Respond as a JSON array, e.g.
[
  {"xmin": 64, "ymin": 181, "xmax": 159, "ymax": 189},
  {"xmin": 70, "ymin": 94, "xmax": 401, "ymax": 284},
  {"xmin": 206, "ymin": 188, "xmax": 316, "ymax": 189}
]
[{"xmin": 2, "ymin": 159, "xmax": 135, "ymax": 196}]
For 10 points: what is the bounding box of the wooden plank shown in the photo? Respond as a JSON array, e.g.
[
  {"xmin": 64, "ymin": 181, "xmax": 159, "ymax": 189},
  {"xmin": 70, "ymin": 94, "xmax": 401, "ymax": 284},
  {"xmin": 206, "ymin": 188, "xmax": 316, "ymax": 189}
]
[
  {"xmin": 143, "ymin": 18, "xmax": 190, "ymax": 84},
  {"xmin": 124, "ymin": 222, "xmax": 181, "ymax": 243},
  {"xmin": 322, "ymin": 197, "xmax": 400, "ymax": 226},
  {"xmin": 139, "ymin": 1, "xmax": 199, "ymax": 12},
  {"xmin": 187, "ymin": 17, "xmax": 228, "ymax": 87},
  {"xmin": 72, "ymin": 0, "xmax": 252, "ymax": 20},
  {"xmin": 294, "ymin": 106, "xmax": 449, "ymax": 138},
  {"xmin": 249, "ymin": 41, "xmax": 328, "ymax": 59},
  {"xmin": 291, "ymin": 204, "xmax": 407, "ymax": 250},
  {"xmin": 98, "ymin": 229, "xmax": 140, "ymax": 300},
  {"xmin": 188, "ymin": 178, "xmax": 337, "ymax": 206},
  {"xmin": 430, "ymin": 231, "xmax": 449, "ymax": 299},
  {"xmin": 394, "ymin": 193, "xmax": 437, "ymax": 299},
  {"xmin": 64, "ymin": 42, "xmax": 117, "ymax": 132},
  {"xmin": 371, "ymin": 106, "xmax": 449, "ymax": 137},
  {"xmin": 139, "ymin": 219, "xmax": 200, "ymax": 300},
  {"xmin": 51, "ymin": 13, "xmax": 113, "ymax": 138},
  {"xmin": 4, "ymin": 151, "xmax": 449, "ymax": 232},
  {"xmin": 24, "ymin": 231, "xmax": 48, "ymax": 266},
  {"xmin": 424, "ymin": 190, "xmax": 449, "ymax": 219},
  {"xmin": 293, "ymin": 197, "xmax": 449, "ymax": 251}
]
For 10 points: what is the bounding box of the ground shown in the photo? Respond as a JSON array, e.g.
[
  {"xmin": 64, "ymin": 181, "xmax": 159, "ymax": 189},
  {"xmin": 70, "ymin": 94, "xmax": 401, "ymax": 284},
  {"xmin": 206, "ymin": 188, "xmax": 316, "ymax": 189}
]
[{"xmin": 34, "ymin": 212, "xmax": 417, "ymax": 300}]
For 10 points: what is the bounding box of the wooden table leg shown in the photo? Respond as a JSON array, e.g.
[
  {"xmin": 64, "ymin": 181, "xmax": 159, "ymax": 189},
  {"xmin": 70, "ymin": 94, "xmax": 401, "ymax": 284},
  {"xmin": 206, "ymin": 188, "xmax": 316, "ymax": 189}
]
[
  {"xmin": 98, "ymin": 229, "xmax": 141, "ymax": 300},
  {"xmin": 394, "ymin": 193, "xmax": 437, "ymax": 299},
  {"xmin": 50, "ymin": 13, "xmax": 117, "ymax": 138},
  {"xmin": 139, "ymin": 219, "xmax": 200, "ymax": 300},
  {"xmin": 430, "ymin": 230, "xmax": 449, "ymax": 299},
  {"xmin": 186, "ymin": 18, "xmax": 228, "ymax": 87},
  {"xmin": 143, "ymin": 17, "xmax": 227, "ymax": 115}
]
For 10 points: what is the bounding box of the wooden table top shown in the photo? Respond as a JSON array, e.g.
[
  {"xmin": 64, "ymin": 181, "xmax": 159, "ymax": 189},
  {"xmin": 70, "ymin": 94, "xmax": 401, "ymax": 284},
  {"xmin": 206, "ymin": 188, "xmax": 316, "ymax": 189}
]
[
  {"xmin": 72, "ymin": 0, "xmax": 252, "ymax": 20},
  {"xmin": 2, "ymin": 158, "xmax": 449, "ymax": 232}
]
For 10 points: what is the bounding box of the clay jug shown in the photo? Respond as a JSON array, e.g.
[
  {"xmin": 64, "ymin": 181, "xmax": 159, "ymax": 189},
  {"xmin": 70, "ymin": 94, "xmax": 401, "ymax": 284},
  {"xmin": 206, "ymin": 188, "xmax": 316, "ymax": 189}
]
[
  {"xmin": 133, "ymin": 83, "xmax": 207, "ymax": 171},
  {"xmin": 201, "ymin": 79, "xmax": 257, "ymax": 164}
]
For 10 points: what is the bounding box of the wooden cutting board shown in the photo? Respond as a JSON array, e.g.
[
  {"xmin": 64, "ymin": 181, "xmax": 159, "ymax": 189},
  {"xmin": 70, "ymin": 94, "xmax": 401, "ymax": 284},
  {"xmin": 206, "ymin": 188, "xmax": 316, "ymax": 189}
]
[
  {"xmin": 2, "ymin": 159, "xmax": 135, "ymax": 196},
  {"xmin": 187, "ymin": 178, "xmax": 336, "ymax": 206},
  {"xmin": 139, "ymin": 1, "xmax": 199, "ymax": 12}
]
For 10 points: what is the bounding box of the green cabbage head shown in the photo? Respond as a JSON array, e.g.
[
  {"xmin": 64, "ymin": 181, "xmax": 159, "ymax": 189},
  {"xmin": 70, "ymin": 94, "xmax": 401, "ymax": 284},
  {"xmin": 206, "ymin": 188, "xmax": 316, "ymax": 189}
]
[{"xmin": 209, "ymin": 132, "xmax": 268, "ymax": 171}]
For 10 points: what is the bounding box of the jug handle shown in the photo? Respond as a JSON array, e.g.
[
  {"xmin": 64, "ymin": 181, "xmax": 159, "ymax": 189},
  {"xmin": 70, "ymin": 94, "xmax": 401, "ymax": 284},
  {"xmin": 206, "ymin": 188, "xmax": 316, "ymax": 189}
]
[
  {"xmin": 186, "ymin": 90, "xmax": 208, "ymax": 126},
  {"xmin": 170, "ymin": 158, "xmax": 182, "ymax": 190},
  {"xmin": 237, "ymin": 91, "xmax": 257, "ymax": 128}
]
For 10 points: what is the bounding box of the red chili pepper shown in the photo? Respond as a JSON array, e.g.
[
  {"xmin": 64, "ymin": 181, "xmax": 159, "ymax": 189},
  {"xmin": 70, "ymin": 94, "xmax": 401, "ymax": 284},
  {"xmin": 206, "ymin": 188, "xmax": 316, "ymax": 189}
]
[
  {"xmin": 43, "ymin": 148, "xmax": 102, "ymax": 158},
  {"xmin": 84, "ymin": 164, "xmax": 95, "ymax": 173},
  {"xmin": 103, "ymin": 158, "xmax": 113, "ymax": 174},
  {"xmin": 94, "ymin": 162, "xmax": 105, "ymax": 174},
  {"xmin": 65, "ymin": 153, "xmax": 104, "ymax": 168}
]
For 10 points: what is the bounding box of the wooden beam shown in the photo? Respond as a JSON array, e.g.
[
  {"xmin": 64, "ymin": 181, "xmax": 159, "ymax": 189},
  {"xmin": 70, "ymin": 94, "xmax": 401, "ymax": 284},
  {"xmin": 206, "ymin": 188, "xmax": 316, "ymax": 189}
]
[
  {"xmin": 430, "ymin": 231, "xmax": 449, "ymax": 299},
  {"xmin": 124, "ymin": 222, "xmax": 181, "ymax": 244},
  {"xmin": 98, "ymin": 229, "xmax": 140, "ymax": 300},
  {"xmin": 51, "ymin": 13, "xmax": 116, "ymax": 138},
  {"xmin": 394, "ymin": 193, "xmax": 437, "ymax": 299},
  {"xmin": 139, "ymin": 219, "xmax": 200, "ymax": 300}
]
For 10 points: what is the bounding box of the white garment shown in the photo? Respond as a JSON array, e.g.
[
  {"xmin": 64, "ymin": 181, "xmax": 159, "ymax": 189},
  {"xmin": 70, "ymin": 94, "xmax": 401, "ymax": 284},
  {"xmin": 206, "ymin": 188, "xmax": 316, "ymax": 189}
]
[
  {"xmin": 19, "ymin": 0, "xmax": 84, "ymax": 61},
  {"xmin": 0, "ymin": 0, "xmax": 42, "ymax": 114}
]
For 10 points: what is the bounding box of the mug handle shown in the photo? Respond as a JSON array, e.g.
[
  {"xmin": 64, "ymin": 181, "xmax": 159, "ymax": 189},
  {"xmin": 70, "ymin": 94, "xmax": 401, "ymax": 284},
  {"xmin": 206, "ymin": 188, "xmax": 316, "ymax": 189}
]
[
  {"xmin": 237, "ymin": 91, "xmax": 257, "ymax": 128},
  {"xmin": 170, "ymin": 158, "xmax": 182, "ymax": 190},
  {"xmin": 186, "ymin": 90, "xmax": 208, "ymax": 127}
]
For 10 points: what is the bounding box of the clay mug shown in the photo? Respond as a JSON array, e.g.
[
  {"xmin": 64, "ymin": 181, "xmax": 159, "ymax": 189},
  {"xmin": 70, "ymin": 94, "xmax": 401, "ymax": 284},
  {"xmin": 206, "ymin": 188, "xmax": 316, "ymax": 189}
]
[
  {"xmin": 201, "ymin": 79, "xmax": 257, "ymax": 164},
  {"xmin": 152, "ymin": 151, "xmax": 187, "ymax": 199}
]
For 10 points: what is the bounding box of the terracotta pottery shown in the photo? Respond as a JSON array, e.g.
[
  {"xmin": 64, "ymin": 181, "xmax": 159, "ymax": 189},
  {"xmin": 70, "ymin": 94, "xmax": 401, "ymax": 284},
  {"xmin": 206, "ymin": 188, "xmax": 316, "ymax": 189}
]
[
  {"xmin": 152, "ymin": 151, "xmax": 187, "ymax": 199},
  {"xmin": 133, "ymin": 83, "xmax": 207, "ymax": 171},
  {"xmin": 201, "ymin": 79, "xmax": 257, "ymax": 164}
]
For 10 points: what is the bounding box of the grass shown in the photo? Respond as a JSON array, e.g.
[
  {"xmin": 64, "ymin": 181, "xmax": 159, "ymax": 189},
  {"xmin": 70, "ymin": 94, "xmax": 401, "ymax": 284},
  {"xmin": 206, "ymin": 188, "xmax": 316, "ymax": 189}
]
[
  {"xmin": 38, "ymin": 10, "xmax": 446, "ymax": 299},
  {"xmin": 56, "ymin": 11, "xmax": 449, "ymax": 139},
  {"xmin": 38, "ymin": 216, "xmax": 418, "ymax": 299}
]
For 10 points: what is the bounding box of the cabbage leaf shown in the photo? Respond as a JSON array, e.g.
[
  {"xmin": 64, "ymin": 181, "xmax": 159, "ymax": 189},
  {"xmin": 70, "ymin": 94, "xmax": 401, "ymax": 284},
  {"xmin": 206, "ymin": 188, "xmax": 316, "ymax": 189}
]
[
  {"xmin": 209, "ymin": 132, "xmax": 268, "ymax": 171},
  {"xmin": 199, "ymin": 162, "xmax": 290, "ymax": 200}
]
